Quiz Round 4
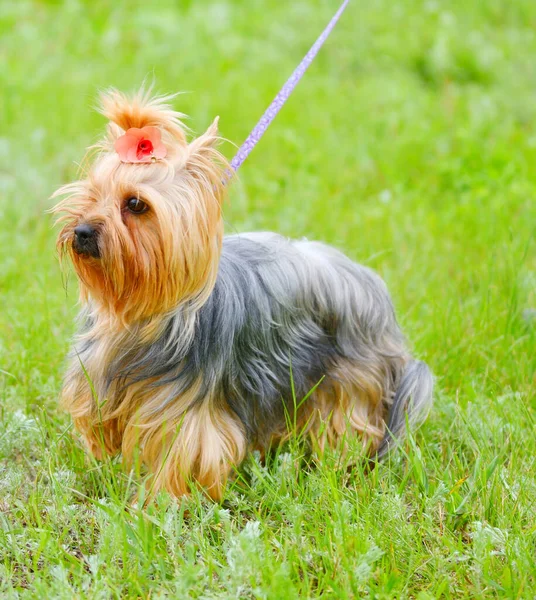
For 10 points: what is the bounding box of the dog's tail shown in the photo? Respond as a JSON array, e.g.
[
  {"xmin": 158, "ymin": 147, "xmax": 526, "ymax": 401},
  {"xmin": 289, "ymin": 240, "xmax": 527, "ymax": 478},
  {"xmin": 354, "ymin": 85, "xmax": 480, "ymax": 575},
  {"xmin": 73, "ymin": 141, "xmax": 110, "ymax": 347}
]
[{"xmin": 376, "ymin": 360, "xmax": 434, "ymax": 459}]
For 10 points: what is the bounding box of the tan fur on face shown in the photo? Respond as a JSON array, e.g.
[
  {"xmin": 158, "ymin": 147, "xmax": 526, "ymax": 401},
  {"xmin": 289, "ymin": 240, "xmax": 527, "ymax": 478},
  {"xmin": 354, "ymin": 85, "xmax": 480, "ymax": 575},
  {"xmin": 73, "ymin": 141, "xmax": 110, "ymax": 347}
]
[{"xmin": 52, "ymin": 88, "xmax": 228, "ymax": 325}]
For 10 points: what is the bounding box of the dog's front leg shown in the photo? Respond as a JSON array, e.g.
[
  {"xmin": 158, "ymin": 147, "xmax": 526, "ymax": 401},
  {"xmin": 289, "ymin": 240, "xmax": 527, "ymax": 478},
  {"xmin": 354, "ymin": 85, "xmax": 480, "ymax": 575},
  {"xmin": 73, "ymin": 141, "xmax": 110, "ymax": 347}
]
[
  {"xmin": 61, "ymin": 376, "xmax": 124, "ymax": 460},
  {"xmin": 124, "ymin": 399, "xmax": 247, "ymax": 501}
]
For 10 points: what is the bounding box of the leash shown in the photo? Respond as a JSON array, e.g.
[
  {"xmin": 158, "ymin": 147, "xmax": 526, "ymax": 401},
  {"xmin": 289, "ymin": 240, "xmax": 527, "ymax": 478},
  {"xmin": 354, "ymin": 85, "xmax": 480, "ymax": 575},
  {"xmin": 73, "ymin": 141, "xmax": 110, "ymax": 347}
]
[{"xmin": 229, "ymin": 0, "xmax": 350, "ymax": 174}]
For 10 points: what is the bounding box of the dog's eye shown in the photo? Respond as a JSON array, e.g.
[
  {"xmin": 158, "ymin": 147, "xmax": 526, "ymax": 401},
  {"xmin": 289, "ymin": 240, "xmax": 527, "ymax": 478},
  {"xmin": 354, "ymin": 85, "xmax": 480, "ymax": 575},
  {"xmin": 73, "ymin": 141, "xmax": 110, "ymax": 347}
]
[{"xmin": 126, "ymin": 197, "xmax": 148, "ymax": 214}]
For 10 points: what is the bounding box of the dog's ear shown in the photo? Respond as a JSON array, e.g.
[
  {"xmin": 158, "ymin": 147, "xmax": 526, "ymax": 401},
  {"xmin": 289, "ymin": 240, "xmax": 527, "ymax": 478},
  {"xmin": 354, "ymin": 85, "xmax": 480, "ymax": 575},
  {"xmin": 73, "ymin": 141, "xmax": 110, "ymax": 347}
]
[
  {"xmin": 99, "ymin": 87, "xmax": 188, "ymax": 146},
  {"xmin": 187, "ymin": 117, "xmax": 219, "ymax": 159},
  {"xmin": 184, "ymin": 117, "xmax": 228, "ymax": 200}
]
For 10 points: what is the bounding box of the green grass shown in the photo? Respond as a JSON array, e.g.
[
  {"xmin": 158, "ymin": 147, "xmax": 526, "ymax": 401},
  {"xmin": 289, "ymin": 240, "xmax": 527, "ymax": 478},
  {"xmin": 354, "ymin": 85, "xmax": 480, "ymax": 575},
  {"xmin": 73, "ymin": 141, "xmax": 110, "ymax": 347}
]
[{"xmin": 1, "ymin": 0, "xmax": 535, "ymax": 597}]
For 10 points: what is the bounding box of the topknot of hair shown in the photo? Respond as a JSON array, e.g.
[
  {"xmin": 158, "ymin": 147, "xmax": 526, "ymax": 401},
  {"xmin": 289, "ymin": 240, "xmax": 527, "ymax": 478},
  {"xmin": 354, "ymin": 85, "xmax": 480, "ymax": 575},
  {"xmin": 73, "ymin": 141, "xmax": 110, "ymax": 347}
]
[{"xmin": 99, "ymin": 86, "xmax": 188, "ymax": 146}]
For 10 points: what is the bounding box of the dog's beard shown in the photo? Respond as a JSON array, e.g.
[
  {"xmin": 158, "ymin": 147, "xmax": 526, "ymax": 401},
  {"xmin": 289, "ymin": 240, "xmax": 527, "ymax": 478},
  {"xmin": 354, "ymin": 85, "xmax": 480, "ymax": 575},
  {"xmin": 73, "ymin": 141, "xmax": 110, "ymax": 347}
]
[{"xmin": 58, "ymin": 204, "xmax": 223, "ymax": 324}]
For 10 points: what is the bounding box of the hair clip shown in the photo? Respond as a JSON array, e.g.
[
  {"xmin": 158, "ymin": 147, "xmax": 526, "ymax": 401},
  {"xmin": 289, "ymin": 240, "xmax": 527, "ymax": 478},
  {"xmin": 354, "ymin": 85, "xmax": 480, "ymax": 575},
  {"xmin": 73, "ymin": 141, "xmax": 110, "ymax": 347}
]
[{"xmin": 114, "ymin": 126, "xmax": 167, "ymax": 163}]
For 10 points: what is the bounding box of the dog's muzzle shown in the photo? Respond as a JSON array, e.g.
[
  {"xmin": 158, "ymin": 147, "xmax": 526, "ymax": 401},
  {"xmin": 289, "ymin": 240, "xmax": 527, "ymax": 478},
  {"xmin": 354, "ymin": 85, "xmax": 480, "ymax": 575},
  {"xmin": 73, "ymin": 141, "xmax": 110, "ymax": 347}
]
[{"xmin": 73, "ymin": 223, "xmax": 100, "ymax": 258}]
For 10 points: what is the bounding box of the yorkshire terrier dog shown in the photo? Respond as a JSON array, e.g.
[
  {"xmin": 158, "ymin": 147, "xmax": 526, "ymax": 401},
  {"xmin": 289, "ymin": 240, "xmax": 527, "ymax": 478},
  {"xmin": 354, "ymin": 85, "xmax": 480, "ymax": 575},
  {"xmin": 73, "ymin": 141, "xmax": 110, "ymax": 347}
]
[{"xmin": 53, "ymin": 89, "xmax": 433, "ymax": 500}]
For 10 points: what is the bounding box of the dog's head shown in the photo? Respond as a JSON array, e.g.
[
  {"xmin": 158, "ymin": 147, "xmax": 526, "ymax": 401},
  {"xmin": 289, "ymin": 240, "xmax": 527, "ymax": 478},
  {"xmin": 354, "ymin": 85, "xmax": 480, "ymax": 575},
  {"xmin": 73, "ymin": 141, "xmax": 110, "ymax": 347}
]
[{"xmin": 52, "ymin": 88, "xmax": 228, "ymax": 324}]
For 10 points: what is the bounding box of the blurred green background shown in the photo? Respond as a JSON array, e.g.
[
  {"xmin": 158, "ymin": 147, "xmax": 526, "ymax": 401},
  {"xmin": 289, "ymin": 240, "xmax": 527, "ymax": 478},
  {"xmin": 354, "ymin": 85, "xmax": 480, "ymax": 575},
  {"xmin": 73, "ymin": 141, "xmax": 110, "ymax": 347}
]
[{"xmin": 1, "ymin": 0, "xmax": 535, "ymax": 597}]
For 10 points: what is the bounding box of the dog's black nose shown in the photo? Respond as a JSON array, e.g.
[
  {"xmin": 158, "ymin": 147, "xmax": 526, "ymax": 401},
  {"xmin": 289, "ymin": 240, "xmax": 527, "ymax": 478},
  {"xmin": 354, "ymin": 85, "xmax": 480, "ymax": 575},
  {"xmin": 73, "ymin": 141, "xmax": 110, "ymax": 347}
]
[
  {"xmin": 75, "ymin": 224, "xmax": 96, "ymax": 242},
  {"xmin": 73, "ymin": 224, "xmax": 100, "ymax": 258}
]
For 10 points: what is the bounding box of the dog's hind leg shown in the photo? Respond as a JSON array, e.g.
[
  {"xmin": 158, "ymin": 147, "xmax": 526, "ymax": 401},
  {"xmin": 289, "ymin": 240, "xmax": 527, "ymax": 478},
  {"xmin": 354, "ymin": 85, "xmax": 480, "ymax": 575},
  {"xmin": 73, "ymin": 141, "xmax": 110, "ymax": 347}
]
[
  {"xmin": 305, "ymin": 354, "xmax": 433, "ymax": 460},
  {"xmin": 305, "ymin": 358, "xmax": 395, "ymax": 457}
]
